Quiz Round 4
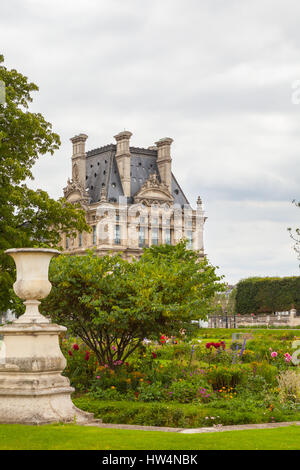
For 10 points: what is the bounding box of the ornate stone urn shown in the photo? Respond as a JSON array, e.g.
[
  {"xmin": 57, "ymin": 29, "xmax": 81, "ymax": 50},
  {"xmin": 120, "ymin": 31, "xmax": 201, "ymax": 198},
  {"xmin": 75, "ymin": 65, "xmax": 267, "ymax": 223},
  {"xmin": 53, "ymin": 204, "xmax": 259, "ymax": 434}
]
[
  {"xmin": 0, "ymin": 248, "xmax": 93, "ymax": 424},
  {"xmin": 7, "ymin": 248, "xmax": 58, "ymax": 324}
]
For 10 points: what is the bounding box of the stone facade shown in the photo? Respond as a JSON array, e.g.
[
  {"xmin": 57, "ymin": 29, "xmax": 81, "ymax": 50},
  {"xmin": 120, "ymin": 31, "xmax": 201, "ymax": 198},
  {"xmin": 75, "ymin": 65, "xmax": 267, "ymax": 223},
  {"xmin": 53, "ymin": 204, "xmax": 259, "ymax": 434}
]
[
  {"xmin": 60, "ymin": 131, "xmax": 206, "ymax": 259},
  {"xmin": 208, "ymin": 310, "xmax": 300, "ymax": 328}
]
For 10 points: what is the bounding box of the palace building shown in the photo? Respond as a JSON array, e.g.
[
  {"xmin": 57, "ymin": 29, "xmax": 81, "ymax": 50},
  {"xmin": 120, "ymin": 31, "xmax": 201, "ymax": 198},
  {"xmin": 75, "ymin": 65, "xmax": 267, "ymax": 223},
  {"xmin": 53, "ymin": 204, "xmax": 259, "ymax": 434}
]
[{"xmin": 61, "ymin": 131, "xmax": 206, "ymax": 259}]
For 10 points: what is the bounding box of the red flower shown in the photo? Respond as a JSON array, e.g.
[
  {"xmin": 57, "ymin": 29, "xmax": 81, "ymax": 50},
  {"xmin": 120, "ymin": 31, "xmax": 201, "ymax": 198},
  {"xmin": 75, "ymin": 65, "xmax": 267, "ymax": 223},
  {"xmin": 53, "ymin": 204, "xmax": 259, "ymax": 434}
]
[
  {"xmin": 73, "ymin": 344, "xmax": 79, "ymax": 350},
  {"xmin": 206, "ymin": 343, "xmax": 212, "ymax": 349},
  {"xmin": 152, "ymin": 352, "xmax": 157, "ymax": 359},
  {"xmin": 68, "ymin": 350, "xmax": 73, "ymax": 356},
  {"xmin": 84, "ymin": 351, "xmax": 90, "ymax": 361}
]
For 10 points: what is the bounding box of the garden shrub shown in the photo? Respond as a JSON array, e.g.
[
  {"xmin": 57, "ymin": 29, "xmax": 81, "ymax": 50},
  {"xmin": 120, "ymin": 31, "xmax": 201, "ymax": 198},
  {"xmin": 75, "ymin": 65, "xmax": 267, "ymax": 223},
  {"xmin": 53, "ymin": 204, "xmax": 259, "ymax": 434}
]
[
  {"xmin": 136, "ymin": 382, "xmax": 165, "ymax": 402},
  {"xmin": 277, "ymin": 370, "xmax": 300, "ymax": 403},
  {"xmin": 73, "ymin": 397, "xmax": 300, "ymax": 428},
  {"xmin": 206, "ymin": 364, "xmax": 249, "ymax": 389},
  {"xmin": 251, "ymin": 361, "xmax": 278, "ymax": 386}
]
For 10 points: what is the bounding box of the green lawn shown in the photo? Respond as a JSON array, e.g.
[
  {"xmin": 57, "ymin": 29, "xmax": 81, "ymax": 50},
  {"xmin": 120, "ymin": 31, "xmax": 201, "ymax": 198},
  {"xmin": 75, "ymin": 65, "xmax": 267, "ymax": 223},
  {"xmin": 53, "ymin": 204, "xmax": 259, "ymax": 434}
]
[{"xmin": 0, "ymin": 424, "xmax": 299, "ymax": 450}]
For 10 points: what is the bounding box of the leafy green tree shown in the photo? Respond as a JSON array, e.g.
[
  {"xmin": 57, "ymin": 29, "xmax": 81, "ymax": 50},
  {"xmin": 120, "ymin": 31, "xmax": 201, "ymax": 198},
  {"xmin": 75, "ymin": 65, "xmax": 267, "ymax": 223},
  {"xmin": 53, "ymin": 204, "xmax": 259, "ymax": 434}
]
[
  {"xmin": 0, "ymin": 55, "xmax": 89, "ymax": 313},
  {"xmin": 42, "ymin": 242, "xmax": 224, "ymax": 368}
]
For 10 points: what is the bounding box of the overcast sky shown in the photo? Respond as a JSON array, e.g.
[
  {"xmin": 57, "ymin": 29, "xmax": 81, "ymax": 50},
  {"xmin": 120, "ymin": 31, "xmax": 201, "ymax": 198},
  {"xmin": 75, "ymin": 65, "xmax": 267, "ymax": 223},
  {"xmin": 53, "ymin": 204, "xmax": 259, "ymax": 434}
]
[{"xmin": 2, "ymin": 0, "xmax": 300, "ymax": 284}]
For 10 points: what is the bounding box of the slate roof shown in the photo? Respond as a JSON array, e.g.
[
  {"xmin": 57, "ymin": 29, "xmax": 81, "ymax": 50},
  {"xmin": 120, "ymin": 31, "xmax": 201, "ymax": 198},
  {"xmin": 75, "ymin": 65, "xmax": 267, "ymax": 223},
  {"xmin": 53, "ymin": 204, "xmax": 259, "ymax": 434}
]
[{"xmin": 85, "ymin": 144, "xmax": 190, "ymax": 207}]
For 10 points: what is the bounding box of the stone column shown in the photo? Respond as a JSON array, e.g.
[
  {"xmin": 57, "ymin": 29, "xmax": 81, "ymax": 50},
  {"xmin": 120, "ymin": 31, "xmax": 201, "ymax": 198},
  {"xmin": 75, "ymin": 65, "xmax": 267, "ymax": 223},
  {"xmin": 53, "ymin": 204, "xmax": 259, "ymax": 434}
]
[{"xmin": 0, "ymin": 248, "xmax": 93, "ymax": 424}]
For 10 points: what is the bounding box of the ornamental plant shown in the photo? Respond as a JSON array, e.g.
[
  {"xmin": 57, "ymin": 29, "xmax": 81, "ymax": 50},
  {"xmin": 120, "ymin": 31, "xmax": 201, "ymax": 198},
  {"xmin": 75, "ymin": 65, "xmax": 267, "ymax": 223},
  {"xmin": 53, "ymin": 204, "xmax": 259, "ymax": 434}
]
[
  {"xmin": 42, "ymin": 241, "xmax": 224, "ymax": 368},
  {"xmin": 277, "ymin": 370, "xmax": 300, "ymax": 403},
  {"xmin": 60, "ymin": 339, "xmax": 97, "ymax": 392}
]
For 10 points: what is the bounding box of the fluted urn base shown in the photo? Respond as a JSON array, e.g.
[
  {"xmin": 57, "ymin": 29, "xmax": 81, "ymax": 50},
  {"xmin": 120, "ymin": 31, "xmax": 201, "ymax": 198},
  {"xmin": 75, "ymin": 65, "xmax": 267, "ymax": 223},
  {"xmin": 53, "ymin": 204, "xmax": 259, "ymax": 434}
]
[{"xmin": 0, "ymin": 323, "xmax": 93, "ymax": 425}]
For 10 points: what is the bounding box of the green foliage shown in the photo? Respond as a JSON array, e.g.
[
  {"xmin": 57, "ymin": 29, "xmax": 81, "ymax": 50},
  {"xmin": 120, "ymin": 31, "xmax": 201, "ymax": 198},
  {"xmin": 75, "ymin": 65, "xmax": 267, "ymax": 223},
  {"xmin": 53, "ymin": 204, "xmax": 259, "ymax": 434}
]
[
  {"xmin": 0, "ymin": 55, "xmax": 90, "ymax": 312},
  {"xmin": 235, "ymin": 276, "xmax": 300, "ymax": 314},
  {"xmin": 42, "ymin": 242, "xmax": 224, "ymax": 367},
  {"xmin": 60, "ymin": 339, "xmax": 98, "ymax": 392},
  {"xmin": 73, "ymin": 397, "xmax": 300, "ymax": 428},
  {"xmin": 59, "ymin": 328, "xmax": 300, "ymax": 428},
  {"xmin": 206, "ymin": 364, "xmax": 249, "ymax": 389}
]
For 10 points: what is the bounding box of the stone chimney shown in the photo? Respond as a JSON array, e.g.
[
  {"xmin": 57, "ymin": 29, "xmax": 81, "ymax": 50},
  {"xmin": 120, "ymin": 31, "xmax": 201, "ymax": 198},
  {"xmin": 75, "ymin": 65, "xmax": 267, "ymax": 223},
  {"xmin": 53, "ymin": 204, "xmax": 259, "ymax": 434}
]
[
  {"xmin": 155, "ymin": 137, "xmax": 173, "ymax": 193},
  {"xmin": 114, "ymin": 130, "xmax": 132, "ymax": 198},
  {"xmin": 70, "ymin": 133, "xmax": 88, "ymax": 188}
]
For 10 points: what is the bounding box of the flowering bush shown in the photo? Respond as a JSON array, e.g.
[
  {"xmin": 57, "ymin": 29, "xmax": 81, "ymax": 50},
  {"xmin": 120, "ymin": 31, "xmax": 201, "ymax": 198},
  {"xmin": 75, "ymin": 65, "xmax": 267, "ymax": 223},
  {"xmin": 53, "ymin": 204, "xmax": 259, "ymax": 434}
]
[{"xmin": 60, "ymin": 338, "xmax": 98, "ymax": 392}]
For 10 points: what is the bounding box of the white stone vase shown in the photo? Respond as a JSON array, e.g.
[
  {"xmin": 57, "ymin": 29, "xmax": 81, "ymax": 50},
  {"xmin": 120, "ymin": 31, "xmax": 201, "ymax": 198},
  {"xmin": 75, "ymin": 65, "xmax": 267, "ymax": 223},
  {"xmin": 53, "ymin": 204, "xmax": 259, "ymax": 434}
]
[
  {"xmin": 5, "ymin": 248, "xmax": 59, "ymax": 324},
  {"xmin": 0, "ymin": 248, "xmax": 94, "ymax": 424}
]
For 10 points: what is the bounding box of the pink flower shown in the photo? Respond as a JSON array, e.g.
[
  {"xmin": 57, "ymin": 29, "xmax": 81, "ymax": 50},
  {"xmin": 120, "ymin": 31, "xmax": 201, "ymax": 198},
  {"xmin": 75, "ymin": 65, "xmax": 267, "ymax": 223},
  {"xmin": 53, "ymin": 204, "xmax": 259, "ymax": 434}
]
[
  {"xmin": 96, "ymin": 376, "xmax": 100, "ymax": 379},
  {"xmin": 112, "ymin": 346, "xmax": 117, "ymax": 351},
  {"xmin": 284, "ymin": 353, "xmax": 292, "ymax": 363},
  {"xmin": 271, "ymin": 351, "xmax": 278, "ymax": 358},
  {"xmin": 113, "ymin": 360, "xmax": 123, "ymax": 366}
]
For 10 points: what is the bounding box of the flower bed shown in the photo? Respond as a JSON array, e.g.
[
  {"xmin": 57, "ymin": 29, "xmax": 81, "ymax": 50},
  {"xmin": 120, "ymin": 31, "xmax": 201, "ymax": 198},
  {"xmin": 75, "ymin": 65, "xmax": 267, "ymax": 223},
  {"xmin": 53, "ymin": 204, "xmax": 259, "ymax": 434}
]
[{"xmin": 62, "ymin": 328, "xmax": 300, "ymax": 426}]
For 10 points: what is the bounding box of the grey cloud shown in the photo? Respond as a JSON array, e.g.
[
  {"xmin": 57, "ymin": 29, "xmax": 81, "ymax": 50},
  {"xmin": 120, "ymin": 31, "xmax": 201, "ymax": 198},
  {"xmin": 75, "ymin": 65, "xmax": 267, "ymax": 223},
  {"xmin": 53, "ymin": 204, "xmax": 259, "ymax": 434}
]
[{"xmin": 2, "ymin": 0, "xmax": 300, "ymax": 283}]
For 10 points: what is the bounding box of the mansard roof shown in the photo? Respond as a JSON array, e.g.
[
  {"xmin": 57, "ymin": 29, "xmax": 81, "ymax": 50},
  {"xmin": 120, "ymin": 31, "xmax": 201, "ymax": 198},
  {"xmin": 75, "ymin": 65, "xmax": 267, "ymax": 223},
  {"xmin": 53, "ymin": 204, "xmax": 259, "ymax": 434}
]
[{"xmin": 85, "ymin": 144, "xmax": 190, "ymax": 207}]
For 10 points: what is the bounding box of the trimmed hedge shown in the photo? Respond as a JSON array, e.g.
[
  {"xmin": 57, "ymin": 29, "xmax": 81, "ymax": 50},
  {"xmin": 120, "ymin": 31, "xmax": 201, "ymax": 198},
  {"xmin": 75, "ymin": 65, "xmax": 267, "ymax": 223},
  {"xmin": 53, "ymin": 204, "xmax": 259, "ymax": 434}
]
[
  {"xmin": 235, "ymin": 277, "xmax": 300, "ymax": 314},
  {"xmin": 73, "ymin": 397, "xmax": 300, "ymax": 428}
]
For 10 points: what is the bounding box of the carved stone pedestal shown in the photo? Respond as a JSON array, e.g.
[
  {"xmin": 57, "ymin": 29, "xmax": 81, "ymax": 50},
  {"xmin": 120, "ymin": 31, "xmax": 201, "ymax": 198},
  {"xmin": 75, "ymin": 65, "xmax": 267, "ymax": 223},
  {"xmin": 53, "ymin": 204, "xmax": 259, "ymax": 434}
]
[{"xmin": 0, "ymin": 323, "xmax": 93, "ymax": 424}]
